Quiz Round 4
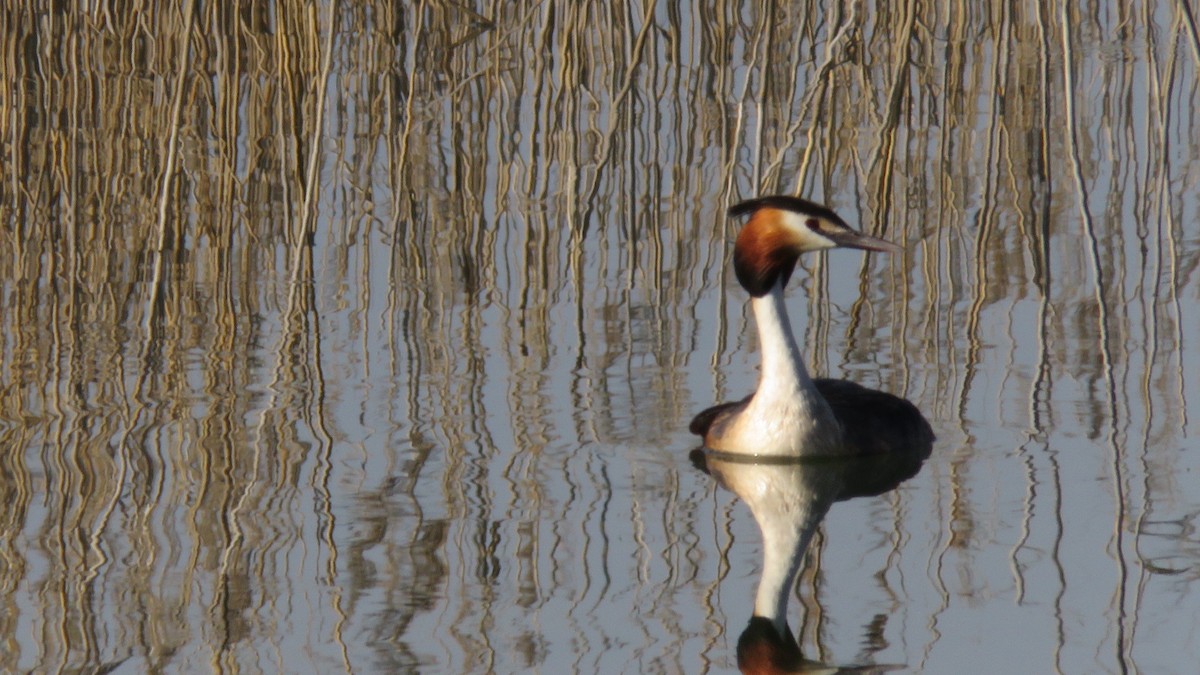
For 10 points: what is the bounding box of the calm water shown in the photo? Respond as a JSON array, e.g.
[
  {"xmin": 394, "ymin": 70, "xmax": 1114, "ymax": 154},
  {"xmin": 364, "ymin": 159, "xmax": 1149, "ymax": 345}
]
[{"xmin": 2, "ymin": 2, "xmax": 1199, "ymax": 673}]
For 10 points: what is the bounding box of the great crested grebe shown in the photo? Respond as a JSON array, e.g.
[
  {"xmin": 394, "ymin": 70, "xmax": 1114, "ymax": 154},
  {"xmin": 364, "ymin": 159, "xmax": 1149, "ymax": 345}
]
[{"xmin": 690, "ymin": 195, "xmax": 934, "ymax": 459}]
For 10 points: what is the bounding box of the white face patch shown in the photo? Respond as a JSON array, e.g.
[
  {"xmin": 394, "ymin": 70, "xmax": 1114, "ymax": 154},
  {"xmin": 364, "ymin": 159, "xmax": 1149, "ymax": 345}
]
[{"xmin": 778, "ymin": 210, "xmax": 837, "ymax": 252}]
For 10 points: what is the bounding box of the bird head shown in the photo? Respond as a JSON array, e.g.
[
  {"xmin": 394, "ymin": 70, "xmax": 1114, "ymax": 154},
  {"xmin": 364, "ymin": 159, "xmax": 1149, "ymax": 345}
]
[{"xmin": 730, "ymin": 195, "xmax": 901, "ymax": 297}]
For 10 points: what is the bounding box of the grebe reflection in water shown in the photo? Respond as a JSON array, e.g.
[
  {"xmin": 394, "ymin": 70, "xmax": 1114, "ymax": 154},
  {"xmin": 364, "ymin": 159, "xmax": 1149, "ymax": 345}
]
[{"xmin": 692, "ymin": 444, "xmax": 930, "ymax": 674}]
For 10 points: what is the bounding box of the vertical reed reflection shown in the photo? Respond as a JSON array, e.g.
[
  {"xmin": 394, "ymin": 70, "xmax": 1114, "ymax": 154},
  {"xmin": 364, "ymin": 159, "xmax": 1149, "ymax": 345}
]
[{"xmin": 0, "ymin": 0, "xmax": 1197, "ymax": 672}]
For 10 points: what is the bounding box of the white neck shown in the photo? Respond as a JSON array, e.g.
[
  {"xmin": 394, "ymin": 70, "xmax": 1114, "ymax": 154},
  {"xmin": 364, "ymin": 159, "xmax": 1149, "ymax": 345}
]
[
  {"xmin": 752, "ymin": 499, "xmax": 826, "ymax": 635},
  {"xmin": 751, "ymin": 281, "xmax": 810, "ymax": 398},
  {"xmin": 745, "ymin": 280, "xmax": 842, "ymax": 454}
]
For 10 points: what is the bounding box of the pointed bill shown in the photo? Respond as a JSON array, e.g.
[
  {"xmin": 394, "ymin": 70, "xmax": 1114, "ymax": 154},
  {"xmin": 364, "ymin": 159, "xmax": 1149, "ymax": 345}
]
[{"xmin": 824, "ymin": 228, "xmax": 903, "ymax": 253}]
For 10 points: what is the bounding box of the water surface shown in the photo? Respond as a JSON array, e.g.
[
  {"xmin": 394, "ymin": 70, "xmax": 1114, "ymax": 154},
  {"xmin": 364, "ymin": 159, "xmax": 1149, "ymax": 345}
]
[{"xmin": 2, "ymin": 1, "xmax": 1199, "ymax": 673}]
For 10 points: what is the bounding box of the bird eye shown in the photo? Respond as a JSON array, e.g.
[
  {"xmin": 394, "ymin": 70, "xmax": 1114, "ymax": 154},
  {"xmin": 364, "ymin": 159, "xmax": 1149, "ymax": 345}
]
[{"xmin": 806, "ymin": 218, "xmax": 821, "ymax": 232}]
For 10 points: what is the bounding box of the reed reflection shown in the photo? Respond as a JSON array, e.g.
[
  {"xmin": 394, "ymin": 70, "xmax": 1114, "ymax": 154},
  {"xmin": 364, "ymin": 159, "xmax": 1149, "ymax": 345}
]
[{"xmin": 692, "ymin": 439, "xmax": 931, "ymax": 674}]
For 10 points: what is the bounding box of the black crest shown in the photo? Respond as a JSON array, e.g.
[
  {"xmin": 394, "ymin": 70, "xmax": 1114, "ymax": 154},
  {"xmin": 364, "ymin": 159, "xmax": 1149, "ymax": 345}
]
[{"xmin": 728, "ymin": 195, "xmax": 846, "ymax": 227}]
